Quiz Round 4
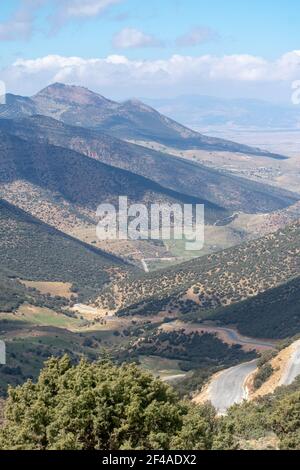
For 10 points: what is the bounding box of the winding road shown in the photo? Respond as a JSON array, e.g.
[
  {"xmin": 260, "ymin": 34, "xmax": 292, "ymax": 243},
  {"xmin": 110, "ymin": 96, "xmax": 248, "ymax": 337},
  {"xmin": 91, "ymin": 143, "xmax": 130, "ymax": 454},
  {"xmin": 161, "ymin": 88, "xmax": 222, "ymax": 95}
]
[
  {"xmin": 161, "ymin": 321, "xmax": 276, "ymax": 351},
  {"xmin": 196, "ymin": 339, "xmax": 300, "ymax": 414},
  {"xmin": 279, "ymin": 339, "xmax": 300, "ymax": 386},
  {"xmin": 0, "ymin": 340, "xmax": 5, "ymax": 365},
  {"xmin": 195, "ymin": 360, "xmax": 258, "ymax": 415},
  {"xmin": 199, "ymin": 324, "xmax": 276, "ymax": 350}
]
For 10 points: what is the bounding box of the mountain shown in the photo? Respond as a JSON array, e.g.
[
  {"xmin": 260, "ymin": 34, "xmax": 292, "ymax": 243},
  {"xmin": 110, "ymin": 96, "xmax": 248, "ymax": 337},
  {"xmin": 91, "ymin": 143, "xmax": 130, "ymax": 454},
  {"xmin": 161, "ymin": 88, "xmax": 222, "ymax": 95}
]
[
  {"xmin": 143, "ymin": 95, "xmax": 300, "ymax": 131},
  {"xmin": 0, "ymin": 83, "xmax": 287, "ymax": 159},
  {"xmin": 100, "ymin": 220, "xmax": 300, "ymax": 315},
  {"xmin": 0, "ymin": 130, "xmax": 229, "ymax": 231},
  {"xmin": 0, "ymin": 116, "xmax": 297, "ymax": 216}
]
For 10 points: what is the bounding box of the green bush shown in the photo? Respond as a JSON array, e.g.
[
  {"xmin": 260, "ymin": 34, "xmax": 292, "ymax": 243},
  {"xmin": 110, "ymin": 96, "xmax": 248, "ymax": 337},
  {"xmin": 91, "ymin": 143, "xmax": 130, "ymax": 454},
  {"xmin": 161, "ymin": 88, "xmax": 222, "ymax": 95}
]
[
  {"xmin": 0, "ymin": 356, "xmax": 220, "ymax": 450},
  {"xmin": 253, "ymin": 363, "xmax": 274, "ymax": 390}
]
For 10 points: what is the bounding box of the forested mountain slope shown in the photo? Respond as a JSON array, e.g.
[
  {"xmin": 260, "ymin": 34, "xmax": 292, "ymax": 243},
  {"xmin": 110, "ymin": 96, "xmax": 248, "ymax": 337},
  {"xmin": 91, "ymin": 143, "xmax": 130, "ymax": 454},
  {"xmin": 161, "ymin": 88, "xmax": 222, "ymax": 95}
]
[
  {"xmin": 0, "ymin": 199, "xmax": 132, "ymax": 303},
  {"xmin": 208, "ymin": 275, "xmax": 300, "ymax": 339},
  {"xmin": 101, "ymin": 220, "xmax": 300, "ymax": 315}
]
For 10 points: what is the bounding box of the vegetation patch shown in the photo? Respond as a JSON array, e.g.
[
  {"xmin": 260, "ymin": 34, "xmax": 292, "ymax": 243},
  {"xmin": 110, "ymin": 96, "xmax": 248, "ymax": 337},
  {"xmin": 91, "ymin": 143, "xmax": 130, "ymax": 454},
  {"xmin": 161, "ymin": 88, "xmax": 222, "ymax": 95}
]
[
  {"xmin": 1, "ymin": 357, "xmax": 300, "ymax": 450},
  {"xmin": 20, "ymin": 281, "xmax": 76, "ymax": 300},
  {"xmin": 209, "ymin": 276, "xmax": 300, "ymax": 339},
  {"xmin": 110, "ymin": 221, "xmax": 300, "ymax": 318}
]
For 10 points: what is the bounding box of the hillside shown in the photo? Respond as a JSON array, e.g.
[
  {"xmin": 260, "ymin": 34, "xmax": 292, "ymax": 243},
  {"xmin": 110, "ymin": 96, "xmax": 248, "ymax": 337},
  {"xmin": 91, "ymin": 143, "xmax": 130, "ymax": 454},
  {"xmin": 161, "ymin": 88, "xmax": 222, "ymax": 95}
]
[
  {"xmin": 99, "ymin": 220, "xmax": 300, "ymax": 315},
  {"xmin": 0, "ymin": 83, "xmax": 286, "ymax": 159},
  {"xmin": 0, "ymin": 117, "xmax": 297, "ymax": 216},
  {"xmin": 0, "ymin": 130, "xmax": 230, "ymax": 233},
  {"xmin": 0, "ymin": 198, "xmax": 140, "ymax": 392},
  {"xmin": 0, "ymin": 199, "xmax": 132, "ymax": 303},
  {"xmin": 208, "ymin": 275, "xmax": 300, "ymax": 339},
  {"xmin": 0, "ymin": 268, "xmax": 28, "ymax": 313}
]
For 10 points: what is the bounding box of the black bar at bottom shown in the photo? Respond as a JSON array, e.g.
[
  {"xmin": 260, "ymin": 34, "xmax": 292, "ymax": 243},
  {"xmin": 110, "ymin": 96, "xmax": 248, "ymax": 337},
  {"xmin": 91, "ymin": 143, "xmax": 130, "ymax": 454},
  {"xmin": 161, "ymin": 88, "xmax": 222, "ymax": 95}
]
[{"xmin": 0, "ymin": 450, "xmax": 297, "ymax": 466}]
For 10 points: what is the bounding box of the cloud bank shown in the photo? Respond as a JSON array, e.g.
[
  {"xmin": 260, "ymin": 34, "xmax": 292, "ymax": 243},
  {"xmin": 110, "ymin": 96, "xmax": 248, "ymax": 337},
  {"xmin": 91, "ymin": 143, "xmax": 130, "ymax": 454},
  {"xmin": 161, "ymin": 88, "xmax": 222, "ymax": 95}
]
[{"xmin": 2, "ymin": 51, "xmax": 300, "ymax": 99}]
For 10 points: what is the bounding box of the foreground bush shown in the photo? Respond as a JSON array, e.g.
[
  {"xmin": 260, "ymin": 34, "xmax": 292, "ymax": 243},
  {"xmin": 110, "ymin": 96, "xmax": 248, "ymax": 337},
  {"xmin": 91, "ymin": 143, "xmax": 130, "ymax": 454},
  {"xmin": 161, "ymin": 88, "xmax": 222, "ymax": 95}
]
[
  {"xmin": 2, "ymin": 355, "xmax": 299, "ymax": 450},
  {"xmin": 0, "ymin": 356, "xmax": 221, "ymax": 450}
]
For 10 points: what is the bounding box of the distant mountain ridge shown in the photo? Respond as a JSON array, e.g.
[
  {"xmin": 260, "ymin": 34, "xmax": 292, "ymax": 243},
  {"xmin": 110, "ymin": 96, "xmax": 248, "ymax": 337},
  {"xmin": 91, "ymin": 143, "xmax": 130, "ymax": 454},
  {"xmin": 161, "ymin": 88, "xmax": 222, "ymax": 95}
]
[
  {"xmin": 143, "ymin": 95, "xmax": 300, "ymax": 131},
  {"xmin": 0, "ymin": 83, "xmax": 287, "ymax": 159}
]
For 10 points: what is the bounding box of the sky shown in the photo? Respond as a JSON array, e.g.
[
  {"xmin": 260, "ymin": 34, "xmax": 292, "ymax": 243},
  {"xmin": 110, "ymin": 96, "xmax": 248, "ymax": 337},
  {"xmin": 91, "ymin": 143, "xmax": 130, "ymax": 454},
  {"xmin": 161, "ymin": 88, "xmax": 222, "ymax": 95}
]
[{"xmin": 0, "ymin": 0, "xmax": 300, "ymax": 102}]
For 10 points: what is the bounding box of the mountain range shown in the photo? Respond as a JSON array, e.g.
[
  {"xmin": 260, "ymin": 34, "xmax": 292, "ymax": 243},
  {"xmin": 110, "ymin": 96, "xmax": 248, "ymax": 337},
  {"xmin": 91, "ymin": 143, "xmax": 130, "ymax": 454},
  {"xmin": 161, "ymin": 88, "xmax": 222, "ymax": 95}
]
[
  {"xmin": 143, "ymin": 95, "xmax": 300, "ymax": 131},
  {"xmin": 0, "ymin": 83, "xmax": 298, "ymax": 318},
  {"xmin": 0, "ymin": 83, "xmax": 287, "ymax": 158}
]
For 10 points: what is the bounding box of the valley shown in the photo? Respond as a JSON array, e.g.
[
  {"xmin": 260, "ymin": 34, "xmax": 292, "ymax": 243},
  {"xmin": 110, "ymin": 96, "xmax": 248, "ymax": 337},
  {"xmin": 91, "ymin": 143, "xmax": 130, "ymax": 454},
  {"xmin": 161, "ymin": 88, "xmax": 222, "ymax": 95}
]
[
  {"xmin": 1, "ymin": 0, "xmax": 300, "ymax": 452},
  {"xmin": 129, "ymin": 132, "xmax": 300, "ymax": 197},
  {"xmin": 0, "ymin": 83, "xmax": 299, "ymax": 452}
]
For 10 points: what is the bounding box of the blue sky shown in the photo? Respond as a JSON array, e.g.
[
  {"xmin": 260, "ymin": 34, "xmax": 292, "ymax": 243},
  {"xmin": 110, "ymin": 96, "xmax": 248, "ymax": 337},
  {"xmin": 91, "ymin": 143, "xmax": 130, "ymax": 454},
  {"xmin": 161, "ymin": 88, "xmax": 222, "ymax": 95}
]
[{"xmin": 0, "ymin": 0, "xmax": 300, "ymax": 101}]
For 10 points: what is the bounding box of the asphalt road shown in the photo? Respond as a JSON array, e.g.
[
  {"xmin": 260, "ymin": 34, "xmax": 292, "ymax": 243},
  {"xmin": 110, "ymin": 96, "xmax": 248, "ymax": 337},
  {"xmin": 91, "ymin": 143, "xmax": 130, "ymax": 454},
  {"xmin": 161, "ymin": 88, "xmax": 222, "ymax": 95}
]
[
  {"xmin": 211, "ymin": 325, "xmax": 276, "ymax": 349},
  {"xmin": 205, "ymin": 360, "xmax": 258, "ymax": 415},
  {"xmin": 167, "ymin": 321, "xmax": 276, "ymax": 350},
  {"xmin": 280, "ymin": 339, "xmax": 300, "ymax": 386}
]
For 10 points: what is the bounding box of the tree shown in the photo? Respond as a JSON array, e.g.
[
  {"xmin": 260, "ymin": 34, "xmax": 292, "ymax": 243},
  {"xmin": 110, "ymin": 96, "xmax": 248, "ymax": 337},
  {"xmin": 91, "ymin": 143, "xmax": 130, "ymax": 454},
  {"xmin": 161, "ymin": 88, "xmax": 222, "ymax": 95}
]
[
  {"xmin": 170, "ymin": 403, "xmax": 217, "ymax": 450},
  {"xmin": 270, "ymin": 391, "xmax": 300, "ymax": 449},
  {"xmin": 0, "ymin": 355, "xmax": 243, "ymax": 450},
  {"xmin": 0, "ymin": 355, "xmax": 189, "ymax": 450}
]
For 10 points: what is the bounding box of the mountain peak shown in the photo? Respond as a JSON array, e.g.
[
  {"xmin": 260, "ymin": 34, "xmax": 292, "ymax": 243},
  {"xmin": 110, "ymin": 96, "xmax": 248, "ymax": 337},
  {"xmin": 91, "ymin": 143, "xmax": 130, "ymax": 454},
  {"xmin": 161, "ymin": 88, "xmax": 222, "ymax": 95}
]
[{"xmin": 33, "ymin": 82, "xmax": 115, "ymax": 107}]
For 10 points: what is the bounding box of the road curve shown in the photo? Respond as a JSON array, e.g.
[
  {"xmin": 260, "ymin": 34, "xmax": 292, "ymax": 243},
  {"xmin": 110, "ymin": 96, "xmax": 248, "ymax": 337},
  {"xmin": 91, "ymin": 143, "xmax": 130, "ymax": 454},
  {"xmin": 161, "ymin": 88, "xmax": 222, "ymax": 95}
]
[
  {"xmin": 203, "ymin": 325, "xmax": 276, "ymax": 350},
  {"xmin": 197, "ymin": 360, "xmax": 257, "ymax": 415},
  {"xmin": 280, "ymin": 339, "xmax": 300, "ymax": 386},
  {"xmin": 161, "ymin": 321, "xmax": 276, "ymax": 351}
]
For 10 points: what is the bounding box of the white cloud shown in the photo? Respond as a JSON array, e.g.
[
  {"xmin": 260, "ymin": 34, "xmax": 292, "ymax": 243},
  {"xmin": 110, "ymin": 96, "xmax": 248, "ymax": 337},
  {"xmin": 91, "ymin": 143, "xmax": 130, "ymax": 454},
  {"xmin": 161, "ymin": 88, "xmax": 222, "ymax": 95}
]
[
  {"xmin": 3, "ymin": 51, "xmax": 300, "ymax": 99},
  {"xmin": 176, "ymin": 26, "xmax": 218, "ymax": 47},
  {"xmin": 112, "ymin": 28, "xmax": 162, "ymax": 49},
  {"xmin": 54, "ymin": 0, "xmax": 123, "ymax": 20}
]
